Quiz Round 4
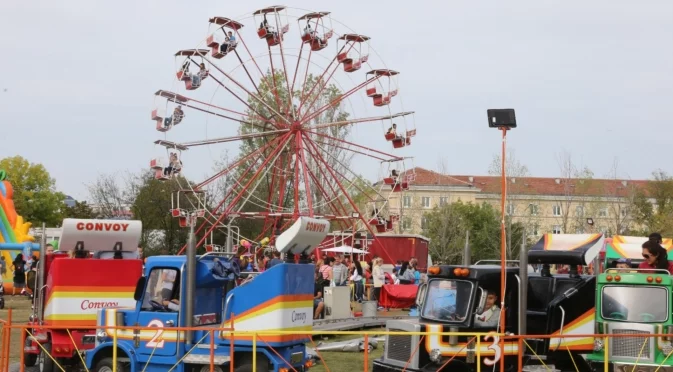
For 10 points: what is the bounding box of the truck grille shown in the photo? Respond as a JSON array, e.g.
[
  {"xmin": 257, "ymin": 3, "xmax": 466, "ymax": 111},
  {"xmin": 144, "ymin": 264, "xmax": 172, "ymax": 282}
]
[
  {"xmin": 386, "ymin": 334, "xmax": 412, "ymax": 362},
  {"xmin": 611, "ymin": 329, "xmax": 651, "ymax": 359}
]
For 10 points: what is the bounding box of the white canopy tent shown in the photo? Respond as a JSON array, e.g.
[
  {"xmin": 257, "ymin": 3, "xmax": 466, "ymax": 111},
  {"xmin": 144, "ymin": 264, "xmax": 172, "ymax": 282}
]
[{"xmin": 322, "ymin": 246, "xmax": 367, "ymax": 254}]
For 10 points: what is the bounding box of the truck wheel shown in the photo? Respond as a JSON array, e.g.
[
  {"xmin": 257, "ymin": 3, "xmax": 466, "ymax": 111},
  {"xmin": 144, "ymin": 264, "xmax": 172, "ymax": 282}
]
[
  {"xmin": 24, "ymin": 352, "xmax": 38, "ymax": 367},
  {"xmin": 38, "ymin": 342, "xmax": 58, "ymax": 372},
  {"xmin": 94, "ymin": 357, "xmax": 127, "ymax": 372}
]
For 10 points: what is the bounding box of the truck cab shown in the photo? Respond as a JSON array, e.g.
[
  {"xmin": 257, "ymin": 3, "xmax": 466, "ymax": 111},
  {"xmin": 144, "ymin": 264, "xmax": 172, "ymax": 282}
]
[
  {"xmin": 373, "ymin": 233, "xmax": 603, "ymax": 372},
  {"xmin": 85, "ymin": 216, "xmax": 329, "ymax": 372},
  {"xmin": 587, "ymin": 235, "xmax": 673, "ymax": 371},
  {"xmin": 26, "ymin": 219, "xmax": 144, "ymax": 371}
]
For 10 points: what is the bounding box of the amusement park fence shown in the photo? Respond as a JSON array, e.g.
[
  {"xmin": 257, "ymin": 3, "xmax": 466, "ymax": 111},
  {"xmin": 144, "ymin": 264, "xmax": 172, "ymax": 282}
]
[{"xmin": 0, "ymin": 308, "xmax": 670, "ymax": 372}]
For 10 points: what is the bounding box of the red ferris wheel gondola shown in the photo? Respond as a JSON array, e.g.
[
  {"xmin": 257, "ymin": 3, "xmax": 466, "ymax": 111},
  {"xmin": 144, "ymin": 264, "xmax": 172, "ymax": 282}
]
[
  {"xmin": 149, "ymin": 7, "xmax": 417, "ymax": 263},
  {"xmin": 297, "ymin": 12, "xmax": 334, "ymax": 52},
  {"xmin": 336, "ymin": 34, "xmax": 370, "ymax": 73}
]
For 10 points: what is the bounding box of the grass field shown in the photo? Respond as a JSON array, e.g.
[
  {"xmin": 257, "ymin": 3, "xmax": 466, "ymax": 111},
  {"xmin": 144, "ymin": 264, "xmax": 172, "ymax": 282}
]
[{"xmin": 1, "ymin": 296, "xmax": 387, "ymax": 371}]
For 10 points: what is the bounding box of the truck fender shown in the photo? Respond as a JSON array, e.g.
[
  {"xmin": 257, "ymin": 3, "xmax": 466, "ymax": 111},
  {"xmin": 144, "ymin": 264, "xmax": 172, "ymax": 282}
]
[{"xmin": 86, "ymin": 342, "xmax": 138, "ymax": 372}]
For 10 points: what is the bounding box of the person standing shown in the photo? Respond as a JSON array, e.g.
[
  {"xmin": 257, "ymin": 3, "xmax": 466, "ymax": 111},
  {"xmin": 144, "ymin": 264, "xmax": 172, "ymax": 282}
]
[
  {"xmin": 331, "ymin": 255, "xmax": 349, "ymax": 286},
  {"xmin": 372, "ymin": 258, "xmax": 385, "ymax": 309},
  {"xmin": 12, "ymin": 253, "xmax": 27, "ymax": 296},
  {"xmin": 268, "ymin": 251, "xmax": 283, "ymax": 269}
]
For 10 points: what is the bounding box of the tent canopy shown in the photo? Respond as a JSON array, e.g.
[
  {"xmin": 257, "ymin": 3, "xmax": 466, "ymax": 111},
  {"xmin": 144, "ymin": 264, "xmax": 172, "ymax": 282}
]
[{"xmin": 322, "ymin": 246, "xmax": 367, "ymax": 254}]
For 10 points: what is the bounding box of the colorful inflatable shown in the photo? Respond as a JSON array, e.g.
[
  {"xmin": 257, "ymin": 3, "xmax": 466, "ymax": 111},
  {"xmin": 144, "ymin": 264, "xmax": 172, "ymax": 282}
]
[{"xmin": 0, "ymin": 170, "xmax": 40, "ymax": 292}]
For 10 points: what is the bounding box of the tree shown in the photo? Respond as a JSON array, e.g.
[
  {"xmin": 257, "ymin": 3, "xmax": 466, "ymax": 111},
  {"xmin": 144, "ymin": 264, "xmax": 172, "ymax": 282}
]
[
  {"xmin": 555, "ymin": 152, "xmax": 595, "ymax": 234},
  {"xmin": 632, "ymin": 170, "xmax": 673, "ymax": 237},
  {"xmin": 0, "ymin": 156, "xmax": 65, "ymax": 226},
  {"xmin": 230, "ymin": 70, "xmax": 354, "ymax": 238},
  {"xmin": 423, "ymin": 201, "xmax": 501, "ymax": 264},
  {"xmin": 64, "ymin": 201, "xmax": 95, "ymax": 219},
  {"xmin": 488, "ymin": 149, "xmax": 536, "ymax": 258}
]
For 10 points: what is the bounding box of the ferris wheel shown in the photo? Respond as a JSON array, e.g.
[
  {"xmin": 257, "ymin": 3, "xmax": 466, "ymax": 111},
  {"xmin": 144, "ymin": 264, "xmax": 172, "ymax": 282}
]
[{"xmin": 148, "ymin": 6, "xmax": 417, "ymax": 258}]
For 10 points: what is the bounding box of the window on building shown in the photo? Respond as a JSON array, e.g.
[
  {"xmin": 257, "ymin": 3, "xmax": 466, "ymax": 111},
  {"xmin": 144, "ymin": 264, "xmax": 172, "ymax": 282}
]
[
  {"xmin": 599, "ymin": 208, "xmax": 608, "ymax": 217},
  {"xmin": 403, "ymin": 196, "xmax": 411, "ymax": 208},
  {"xmin": 575, "ymin": 205, "xmax": 584, "ymax": 217},
  {"xmin": 506, "ymin": 203, "xmax": 514, "ymax": 216},
  {"xmin": 532, "ymin": 224, "xmax": 540, "ymax": 236},
  {"xmin": 621, "ymin": 207, "xmax": 629, "ymax": 217},
  {"xmin": 402, "ymin": 218, "xmax": 412, "ymax": 230},
  {"xmin": 439, "ymin": 197, "xmax": 448, "ymax": 206},
  {"xmin": 421, "ymin": 215, "xmax": 428, "ymax": 230},
  {"xmin": 421, "ymin": 197, "xmax": 431, "ymax": 208},
  {"xmin": 529, "ymin": 204, "xmax": 539, "ymax": 216},
  {"xmin": 552, "ymin": 225, "xmax": 562, "ymax": 234},
  {"xmin": 552, "ymin": 205, "xmax": 562, "ymax": 217}
]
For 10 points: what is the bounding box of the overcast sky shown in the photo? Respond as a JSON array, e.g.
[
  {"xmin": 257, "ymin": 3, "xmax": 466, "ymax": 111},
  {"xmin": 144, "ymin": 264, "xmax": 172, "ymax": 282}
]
[{"xmin": 1, "ymin": 0, "xmax": 671, "ymax": 201}]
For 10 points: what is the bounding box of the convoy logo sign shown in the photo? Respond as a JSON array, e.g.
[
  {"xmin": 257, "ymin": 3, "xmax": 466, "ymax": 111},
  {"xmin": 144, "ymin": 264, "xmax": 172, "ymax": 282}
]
[
  {"xmin": 76, "ymin": 222, "xmax": 130, "ymax": 232},
  {"xmin": 80, "ymin": 300, "xmax": 120, "ymax": 310},
  {"xmin": 306, "ymin": 221, "xmax": 326, "ymax": 233}
]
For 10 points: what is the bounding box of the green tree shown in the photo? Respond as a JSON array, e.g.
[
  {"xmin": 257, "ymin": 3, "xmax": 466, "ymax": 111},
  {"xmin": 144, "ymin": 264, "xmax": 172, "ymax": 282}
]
[
  {"xmin": 230, "ymin": 70, "xmax": 352, "ymax": 239},
  {"xmin": 0, "ymin": 156, "xmax": 65, "ymax": 226},
  {"xmin": 423, "ymin": 201, "xmax": 502, "ymax": 264},
  {"xmin": 632, "ymin": 170, "xmax": 673, "ymax": 236},
  {"xmin": 64, "ymin": 201, "xmax": 95, "ymax": 219}
]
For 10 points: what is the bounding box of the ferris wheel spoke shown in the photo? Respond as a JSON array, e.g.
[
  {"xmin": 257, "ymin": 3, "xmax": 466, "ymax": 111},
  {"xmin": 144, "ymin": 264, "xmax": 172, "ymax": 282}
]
[
  {"xmin": 312, "ymin": 139, "xmax": 387, "ymax": 162},
  {"xmin": 234, "ymin": 30, "xmax": 283, "ymax": 108},
  {"xmin": 304, "ymin": 134, "xmax": 388, "ymax": 203},
  {"xmin": 302, "ymin": 138, "xmax": 357, "ymax": 213},
  {"xmin": 276, "ymin": 30, "xmax": 298, "ymax": 119},
  {"xmin": 195, "ymin": 131, "xmax": 288, "ymax": 189},
  {"xmin": 231, "ymin": 49, "xmax": 263, "ymax": 97},
  {"xmin": 166, "ymin": 87, "xmax": 274, "ymax": 126},
  {"xmin": 296, "ymin": 132, "xmax": 314, "ymax": 216},
  {"xmin": 289, "ymin": 44, "xmax": 305, "ymax": 97},
  {"xmin": 301, "ymin": 134, "xmax": 383, "ymax": 238},
  {"xmin": 180, "ymin": 129, "xmax": 290, "ymax": 148},
  {"xmin": 305, "ymin": 130, "xmax": 403, "ymax": 161},
  {"xmin": 205, "ymin": 73, "xmax": 279, "ymax": 129},
  {"xmin": 301, "ymin": 75, "xmax": 379, "ymax": 125},
  {"xmin": 306, "ymin": 111, "xmax": 414, "ymax": 131},
  {"xmin": 302, "ymin": 165, "xmax": 351, "ymax": 231},
  {"xmin": 204, "ymin": 56, "xmax": 291, "ymax": 128},
  {"xmin": 194, "ymin": 132, "xmax": 295, "ymax": 250},
  {"xmin": 296, "ymin": 42, "xmax": 353, "ymax": 117},
  {"xmin": 265, "ymin": 45, "xmax": 287, "ymax": 121},
  {"xmin": 179, "ymin": 100, "xmax": 263, "ymax": 128}
]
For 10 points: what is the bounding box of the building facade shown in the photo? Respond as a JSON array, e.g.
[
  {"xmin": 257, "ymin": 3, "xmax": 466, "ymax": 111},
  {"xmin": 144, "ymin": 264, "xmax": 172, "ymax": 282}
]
[{"xmin": 384, "ymin": 167, "xmax": 648, "ymax": 238}]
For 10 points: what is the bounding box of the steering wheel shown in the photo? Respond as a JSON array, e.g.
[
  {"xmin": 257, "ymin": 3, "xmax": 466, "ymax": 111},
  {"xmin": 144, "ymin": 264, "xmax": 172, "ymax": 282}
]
[
  {"xmin": 640, "ymin": 313, "xmax": 656, "ymax": 322},
  {"xmin": 150, "ymin": 300, "xmax": 169, "ymax": 312},
  {"xmin": 610, "ymin": 312, "xmax": 627, "ymax": 320}
]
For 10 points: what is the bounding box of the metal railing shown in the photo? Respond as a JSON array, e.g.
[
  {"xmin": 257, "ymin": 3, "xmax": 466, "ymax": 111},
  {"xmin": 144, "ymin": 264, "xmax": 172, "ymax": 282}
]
[{"xmin": 2, "ymin": 309, "xmax": 672, "ymax": 372}]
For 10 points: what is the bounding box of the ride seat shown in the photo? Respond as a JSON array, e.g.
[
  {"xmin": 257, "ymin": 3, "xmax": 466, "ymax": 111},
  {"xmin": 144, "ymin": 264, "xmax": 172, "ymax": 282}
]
[
  {"xmin": 310, "ymin": 38, "xmax": 327, "ymax": 51},
  {"xmin": 406, "ymin": 129, "xmax": 416, "ymax": 137},
  {"xmin": 206, "ymin": 35, "xmax": 219, "ymax": 48},
  {"xmin": 176, "ymin": 71, "xmax": 190, "ymax": 82},
  {"xmin": 185, "ymin": 79, "xmax": 200, "ymax": 91},
  {"xmin": 149, "ymin": 158, "xmax": 163, "ymax": 170},
  {"xmin": 383, "ymin": 177, "xmax": 395, "ymax": 185},
  {"xmin": 343, "ymin": 60, "xmax": 361, "ymax": 73},
  {"xmin": 392, "ymin": 138, "xmax": 405, "ymax": 148},
  {"xmin": 337, "ymin": 52, "xmax": 349, "ymax": 63},
  {"xmin": 154, "ymin": 169, "xmax": 169, "ymax": 181}
]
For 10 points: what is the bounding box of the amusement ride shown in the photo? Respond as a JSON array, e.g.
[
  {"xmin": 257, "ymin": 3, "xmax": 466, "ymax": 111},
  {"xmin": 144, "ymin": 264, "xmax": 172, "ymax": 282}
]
[{"xmin": 148, "ymin": 6, "xmax": 418, "ymax": 259}]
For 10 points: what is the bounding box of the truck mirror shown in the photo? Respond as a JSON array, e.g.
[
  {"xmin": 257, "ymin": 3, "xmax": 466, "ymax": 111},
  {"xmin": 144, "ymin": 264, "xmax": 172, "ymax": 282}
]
[
  {"xmin": 415, "ymin": 283, "xmax": 428, "ymax": 308},
  {"xmin": 133, "ymin": 276, "xmax": 147, "ymax": 301},
  {"xmin": 475, "ymin": 287, "xmax": 487, "ymax": 315}
]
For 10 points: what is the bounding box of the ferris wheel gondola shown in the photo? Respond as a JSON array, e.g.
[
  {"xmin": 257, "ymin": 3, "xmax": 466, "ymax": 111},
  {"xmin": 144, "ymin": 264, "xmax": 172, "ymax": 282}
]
[{"xmin": 149, "ymin": 7, "xmax": 417, "ymax": 262}]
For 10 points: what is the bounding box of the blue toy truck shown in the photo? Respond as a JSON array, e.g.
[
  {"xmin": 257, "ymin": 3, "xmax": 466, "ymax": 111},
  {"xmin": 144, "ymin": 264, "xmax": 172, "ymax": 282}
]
[{"xmin": 85, "ymin": 217, "xmax": 329, "ymax": 372}]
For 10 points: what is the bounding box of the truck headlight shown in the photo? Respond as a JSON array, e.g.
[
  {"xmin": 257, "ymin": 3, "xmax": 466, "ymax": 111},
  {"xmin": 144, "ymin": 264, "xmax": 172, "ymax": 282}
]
[
  {"xmin": 661, "ymin": 340, "xmax": 673, "ymax": 355},
  {"xmin": 594, "ymin": 339, "xmax": 603, "ymax": 352},
  {"xmin": 97, "ymin": 330, "xmax": 107, "ymax": 343},
  {"xmin": 429, "ymin": 348, "xmax": 442, "ymax": 363}
]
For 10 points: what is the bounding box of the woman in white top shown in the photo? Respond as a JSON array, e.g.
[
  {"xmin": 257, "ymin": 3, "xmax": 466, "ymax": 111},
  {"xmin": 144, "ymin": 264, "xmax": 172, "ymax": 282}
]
[
  {"xmin": 350, "ymin": 261, "xmax": 364, "ymax": 302},
  {"xmin": 372, "ymin": 258, "xmax": 385, "ymax": 306}
]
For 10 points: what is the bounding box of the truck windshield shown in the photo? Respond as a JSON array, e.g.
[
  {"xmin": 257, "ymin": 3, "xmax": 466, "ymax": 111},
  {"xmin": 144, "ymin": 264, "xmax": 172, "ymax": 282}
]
[
  {"xmin": 601, "ymin": 285, "xmax": 668, "ymax": 323},
  {"xmin": 421, "ymin": 279, "xmax": 473, "ymax": 322}
]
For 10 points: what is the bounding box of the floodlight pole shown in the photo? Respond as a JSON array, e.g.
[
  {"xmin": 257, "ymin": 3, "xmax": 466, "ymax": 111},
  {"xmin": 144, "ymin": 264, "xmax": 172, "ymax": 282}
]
[{"xmin": 498, "ymin": 127, "xmax": 508, "ymax": 372}]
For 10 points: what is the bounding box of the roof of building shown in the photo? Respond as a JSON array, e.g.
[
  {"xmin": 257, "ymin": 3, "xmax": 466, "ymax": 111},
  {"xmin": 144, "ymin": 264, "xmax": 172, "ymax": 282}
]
[{"xmin": 404, "ymin": 167, "xmax": 650, "ymax": 197}]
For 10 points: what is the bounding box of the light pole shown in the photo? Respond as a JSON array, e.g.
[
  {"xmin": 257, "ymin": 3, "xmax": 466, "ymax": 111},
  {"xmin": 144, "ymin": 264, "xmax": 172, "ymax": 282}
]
[{"xmin": 487, "ymin": 108, "xmax": 517, "ymax": 372}]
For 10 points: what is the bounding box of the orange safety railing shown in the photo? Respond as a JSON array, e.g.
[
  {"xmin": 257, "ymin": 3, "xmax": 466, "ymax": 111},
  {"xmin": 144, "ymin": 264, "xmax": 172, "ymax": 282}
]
[{"xmin": 3, "ymin": 318, "xmax": 673, "ymax": 372}]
